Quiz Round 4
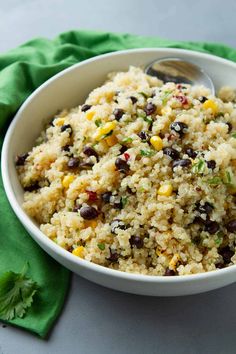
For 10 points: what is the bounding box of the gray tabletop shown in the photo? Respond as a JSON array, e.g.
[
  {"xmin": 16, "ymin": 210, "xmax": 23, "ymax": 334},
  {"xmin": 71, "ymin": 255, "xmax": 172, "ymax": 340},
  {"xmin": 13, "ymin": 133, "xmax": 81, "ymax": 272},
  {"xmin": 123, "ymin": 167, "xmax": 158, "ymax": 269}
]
[{"xmin": 1, "ymin": 1, "xmax": 236, "ymax": 353}]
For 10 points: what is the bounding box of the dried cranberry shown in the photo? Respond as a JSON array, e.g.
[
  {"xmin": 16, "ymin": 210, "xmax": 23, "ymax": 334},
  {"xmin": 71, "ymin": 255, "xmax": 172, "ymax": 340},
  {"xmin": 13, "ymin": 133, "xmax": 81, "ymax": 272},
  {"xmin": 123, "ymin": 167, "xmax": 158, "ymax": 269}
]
[
  {"xmin": 124, "ymin": 153, "xmax": 130, "ymax": 161},
  {"xmin": 86, "ymin": 190, "xmax": 98, "ymax": 202}
]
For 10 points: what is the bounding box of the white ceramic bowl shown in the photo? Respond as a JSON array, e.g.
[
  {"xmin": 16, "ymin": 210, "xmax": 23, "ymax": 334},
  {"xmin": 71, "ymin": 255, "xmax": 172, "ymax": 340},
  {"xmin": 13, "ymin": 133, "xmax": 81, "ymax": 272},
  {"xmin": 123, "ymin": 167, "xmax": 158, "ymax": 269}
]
[{"xmin": 2, "ymin": 48, "xmax": 236, "ymax": 296}]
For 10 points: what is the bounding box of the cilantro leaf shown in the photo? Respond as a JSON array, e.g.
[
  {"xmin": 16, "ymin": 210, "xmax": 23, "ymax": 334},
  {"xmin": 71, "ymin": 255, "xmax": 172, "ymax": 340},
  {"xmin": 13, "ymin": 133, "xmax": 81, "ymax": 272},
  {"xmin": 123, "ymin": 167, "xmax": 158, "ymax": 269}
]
[
  {"xmin": 121, "ymin": 137, "xmax": 133, "ymax": 145},
  {"xmin": 97, "ymin": 243, "xmax": 105, "ymax": 251},
  {"xmin": 206, "ymin": 176, "xmax": 223, "ymax": 185},
  {"xmin": 0, "ymin": 267, "xmax": 38, "ymax": 321},
  {"xmin": 121, "ymin": 196, "xmax": 128, "ymax": 208},
  {"xmin": 192, "ymin": 159, "xmax": 206, "ymax": 174},
  {"xmin": 140, "ymin": 149, "xmax": 155, "ymax": 157},
  {"xmin": 231, "ymin": 132, "xmax": 236, "ymax": 139},
  {"xmin": 95, "ymin": 119, "xmax": 102, "ymax": 127}
]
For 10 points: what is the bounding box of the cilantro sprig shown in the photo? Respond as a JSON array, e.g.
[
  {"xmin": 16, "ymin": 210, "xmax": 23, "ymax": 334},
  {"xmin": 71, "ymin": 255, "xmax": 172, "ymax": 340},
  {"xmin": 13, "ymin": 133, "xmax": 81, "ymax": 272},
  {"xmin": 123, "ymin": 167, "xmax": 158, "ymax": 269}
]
[{"xmin": 0, "ymin": 264, "xmax": 38, "ymax": 321}]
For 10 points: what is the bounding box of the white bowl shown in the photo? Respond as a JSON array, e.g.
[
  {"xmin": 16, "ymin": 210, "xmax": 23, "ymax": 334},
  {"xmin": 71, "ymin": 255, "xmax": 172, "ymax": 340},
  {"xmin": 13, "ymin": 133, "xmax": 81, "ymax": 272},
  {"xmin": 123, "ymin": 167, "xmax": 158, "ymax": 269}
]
[{"xmin": 2, "ymin": 48, "xmax": 236, "ymax": 296}]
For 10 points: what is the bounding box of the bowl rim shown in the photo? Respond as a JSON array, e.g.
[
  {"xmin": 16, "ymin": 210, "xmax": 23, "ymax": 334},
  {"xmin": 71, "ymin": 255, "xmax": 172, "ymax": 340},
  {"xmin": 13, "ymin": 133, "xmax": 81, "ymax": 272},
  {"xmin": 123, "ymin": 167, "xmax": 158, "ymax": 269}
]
[{"xmin": 2, "ymin": 46, "xmax": 236, "ymax": 284}]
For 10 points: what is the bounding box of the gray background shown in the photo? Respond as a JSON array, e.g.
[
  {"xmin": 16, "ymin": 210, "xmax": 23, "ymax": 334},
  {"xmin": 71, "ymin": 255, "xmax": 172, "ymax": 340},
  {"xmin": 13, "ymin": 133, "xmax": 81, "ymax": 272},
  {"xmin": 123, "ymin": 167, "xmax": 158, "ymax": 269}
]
[{"xmin": 0, "ymin": 0, "xmax": 236, "ymax": 353}]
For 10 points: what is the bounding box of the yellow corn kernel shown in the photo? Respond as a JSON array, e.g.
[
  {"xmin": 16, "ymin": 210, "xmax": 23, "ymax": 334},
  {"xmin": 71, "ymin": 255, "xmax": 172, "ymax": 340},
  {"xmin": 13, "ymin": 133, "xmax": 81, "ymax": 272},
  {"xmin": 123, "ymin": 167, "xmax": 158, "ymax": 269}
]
[
  {"xmin": 161, "ymin": 106, "xmax": 172, "ymax": 116},
  {"xmin": 150, "ymin": 136, "xmax": 163, "ymax": 151},
  {"xmin": 85, "ymin": 220, "xmax": 98, "ymax": 229},
  {"xmin": 54, "ymin": 118, "xmax": 65, "ymax": 126},
  {"xmin": 93, "ymin": 121, "xmax": 117, "ymax": 141},
  {"xmin": 62, "ymin": 175, "xmax": 75, "ymax": 188},
  {"xmin": 202, "ymin": 99, "xmax": 218, "ymax": 114},
  {"xmin": 85, "ymin": 110, "xmax": 95, "ymax": 121},
  {"xmin": 169, "ymin": 253, "xmax": 180, "ymax": 270},
  {"xmin": 72, "ymin": 246, "xmax": 85, "ymax": 258},
  {"xmin": 106, "ymin": 134, "xmax": 118, "ymax": 147},
  {"xmin": 157, "ymin": 183, "xmax": 173, "ymax": 197}
]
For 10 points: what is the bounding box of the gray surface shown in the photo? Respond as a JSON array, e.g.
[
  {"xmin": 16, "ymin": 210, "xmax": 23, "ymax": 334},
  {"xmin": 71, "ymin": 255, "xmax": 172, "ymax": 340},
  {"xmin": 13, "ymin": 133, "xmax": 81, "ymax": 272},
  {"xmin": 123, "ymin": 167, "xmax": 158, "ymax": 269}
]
[{"xmin": 1, "ymin": 0, "xmax": 236, "ymax": 353}]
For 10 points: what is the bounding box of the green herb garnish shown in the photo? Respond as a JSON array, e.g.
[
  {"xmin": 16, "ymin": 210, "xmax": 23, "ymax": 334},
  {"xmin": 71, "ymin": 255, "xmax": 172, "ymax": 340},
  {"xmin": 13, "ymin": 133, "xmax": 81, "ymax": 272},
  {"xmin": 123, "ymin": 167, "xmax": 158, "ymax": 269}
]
[
  {"xmin": 206, "ymin": 177, "xmax": 223, "ymax": 185},
  {"xmin": 143, "ymin": 116, "xmax": 153, "ymax": 124},
  {"xmin": 137, "ymin": 110, "xmax": 146, "ymax": 119},
  {"xmin": 97, "ymin": 243, "xmax": 105, "ymax": 251},
  {"xmin": 95, "ymin": 119, "xmax": 102, "ymax": 127},
  {"xmin": 139, "ymin": 92, "xmax": 149, "ymax": 98},
  {"xmin": 0, "ymin": 264, "xmax": 38, "ymax": 321},
  {"xmin": 121, "ymin": 137, "xmax": 133, "ymax": 145},
  {"xmin": 215, "ymin": 232, "xmax": 224, "ymax": 246},
  {"xmin": 231, "ymin": 132, "xmax": 236, "ymax": 139},
  {"xmin": 140, "ymin": 149, "xmax": 155, "ymax": 157},
  {"xmin": 192, "ymin": 159, "xmax": 206, "ymax": 174},
  {"xmin": 121, "ymin": 196, "xmax": 128, "ymax": 208},
  {"xmin": 161, "ymin": 90, "xmax": 172, "ymax": 105}
]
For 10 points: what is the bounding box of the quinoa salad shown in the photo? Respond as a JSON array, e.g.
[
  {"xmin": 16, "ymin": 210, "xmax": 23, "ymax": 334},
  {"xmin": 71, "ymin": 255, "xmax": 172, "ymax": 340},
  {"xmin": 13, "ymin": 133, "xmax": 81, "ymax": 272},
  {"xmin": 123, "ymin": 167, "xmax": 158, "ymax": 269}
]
[{"xmin": 16, "ymin": 66, "xmax": 236, "ymax": 276}]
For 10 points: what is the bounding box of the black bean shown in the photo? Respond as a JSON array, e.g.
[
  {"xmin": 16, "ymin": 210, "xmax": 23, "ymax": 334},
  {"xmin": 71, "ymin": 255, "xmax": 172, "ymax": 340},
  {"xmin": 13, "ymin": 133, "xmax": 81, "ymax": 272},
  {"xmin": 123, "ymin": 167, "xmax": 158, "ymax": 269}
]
[
  {"xmin": 199, "ymin": 96, "xmax": 208, "ymax": 103},
  {"xmin": 144, "ymin": 102, "xmax": 156, "ymax": 116},
  {"xmin": 130, "ymin": 96, "xmax": 138, "ymax": 104},
  {"xmin": 115, "ymin": 157, "xmax": 129, "ymax": 173},
  {"xmin": 129, "ymin": 236, "xmax": 144, "ymax": 249},
  {"xmin": 83, "ymin": 146, "xmax": 98, "ymax": 159},
  {"xmin": 185, "ymin": 147, "xmax": 197, "ymax": 159},
  {"xmin": 164, "ymin": 268, "xmax": 176, "ymax": 276},
  {"xmin": 113, "ymin": 108, "xmax": 124, "ymax": 121},
  {"xmin": 101, "ymin": 192, "xmax": 112, "ymax": 203},
  {"xmin": 80, "ymin": 206, "xmax": 98, "ymax": 220},
  {"xmin": 163, "ymin": 147, "xmax": 180, "ymax": 160},
  {"xmin": 110, "ymin": 219, "xmax": 126, "ymax": 234},
  {"xmin": 215, "ymin": 262, "xmax": 225, "ymax": 269},
  {"xmin": 24, "ymin": 182, "xmax": 40, "ymax": 192},
  {"xmin": 193, "ymin": 216, "xmax": 206, "ymax": 225},
  {"xmin": 196, "ymin": 202, "xmax": 214, "ymax": 215},
  {"xmin": 226, "ymin": 122, "xmax": 233, "ymax": 132},
  {"xmin": 15, "ymin": 153, "xmax": 29, "ymax": 166},
  {"xmin": 219, "ymin": 246, "xmax": 234, "ymax": 264},
  {"xmin": 206, "ymin": 160, "xmax": 216, "ymax": 170},
  {"xmin": 170, "ymin": 122, "xmax": 188, "ymax": 137},
  {"xmin": 138, "ymin": 131, "xmax": 150, "ymax": 142},
  {"xmin": 73, "ymin": 204, "xmax": 82, "ymax": 212},
  {"xmin": 68, "ymin": 157, "xmax": 80, "ymax": 168},
  {"xmin": 81, "ymin": 104, "xmax": 92, "ymax": 112},
  {"xmin": 120, "ymin": 145, "xmax": 128, "ymax": 154},
  {"xmin": 107, "ymin": 248, "xmax": 119, "ymax": 263},
  {"xmin": 113, "ymin": 199, "xmax": 123, "ymax": 210},
  {"xmin": 62, "ymin": 145, "xmax": 71, "ymax": 152},
  {"xmin": 204, "ymin": 221, "xmax": 219, "ymax": 234},
  {"xmin": 61, "ymin": 124, "xmax": 72, "ymax": 134},
  {"xmin": 173, "ymin": 159, "xmax": 191, "ymax": 169},
  {"xmin": 79, "ymin": 161, "xmax": 94, "ymax": 169},
  {"xmin": 226, "ymin": 220, "xmax": 236, "ymax": 233}
]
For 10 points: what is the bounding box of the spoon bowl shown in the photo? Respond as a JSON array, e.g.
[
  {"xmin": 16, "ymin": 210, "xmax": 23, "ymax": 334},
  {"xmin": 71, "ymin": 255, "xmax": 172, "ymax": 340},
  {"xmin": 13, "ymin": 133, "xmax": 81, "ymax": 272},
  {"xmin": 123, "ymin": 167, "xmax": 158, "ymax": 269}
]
[{"xmin": 145, "ymin": 57, "xmax": 215, "ymax": 94}]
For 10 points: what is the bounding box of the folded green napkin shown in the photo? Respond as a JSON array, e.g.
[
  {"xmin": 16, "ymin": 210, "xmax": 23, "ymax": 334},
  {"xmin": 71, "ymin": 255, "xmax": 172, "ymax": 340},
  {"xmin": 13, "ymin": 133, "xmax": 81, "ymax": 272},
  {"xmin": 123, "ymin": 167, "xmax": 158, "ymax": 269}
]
[{"xmin": 1, "ymin": 29, "xmax": 236, "ymax": 338}]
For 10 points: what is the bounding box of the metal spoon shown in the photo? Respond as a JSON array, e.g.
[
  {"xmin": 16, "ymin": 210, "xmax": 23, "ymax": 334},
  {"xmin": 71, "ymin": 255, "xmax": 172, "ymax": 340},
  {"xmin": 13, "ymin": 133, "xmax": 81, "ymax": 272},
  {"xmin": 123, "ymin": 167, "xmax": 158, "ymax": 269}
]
[{"xmin": 145, "ymin": 57, "xmax": 215, "ymax": 94}]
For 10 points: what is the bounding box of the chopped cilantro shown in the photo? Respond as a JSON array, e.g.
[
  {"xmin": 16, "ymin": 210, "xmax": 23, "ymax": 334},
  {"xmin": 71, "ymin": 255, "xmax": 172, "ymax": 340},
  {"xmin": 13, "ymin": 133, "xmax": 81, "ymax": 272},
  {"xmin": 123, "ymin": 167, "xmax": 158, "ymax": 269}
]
[
  {"xmin": 161, "ymin": 90, "xmax": 172, "ymax": 105},
  {"xmin": 121, "ymin": 196, "xmax": 128, "ymax": 208},
  {"xmin": 95, "ymin": 119, "xmax": 102, "ymax": 127},
  {"xmin": 139, "ymin": 92, "xmax": 149, "ymax": 98},
  {"xmin": 101, "ymin": 130, "xmax": 113, "ymax": 139},
  {"xmin": 215, "ymin": 232, "xmax": 224, "ymax": 246},
  {"xmin": 121, "ymin": 137, "xmax": 133, "ymax": 145},
  {"xmin": 206, "ymin": 177, "xmax": 223, "ymax": 185},
  {"xmin": 143, "ymin": 116, "xmax": 153, "ymax": 124},
  {"xmin": 0, "ymin": 264, "xmax": 38, "ymax": 321},
  {"xmin": 140, "ymin": 149, "xmax": 155, "ymax": 157},
  {"xmin": 231, "ymin": 132, "xmax": 236, "ymax": 138},
  {"xmin": 97, "ymin": 243, "xmax": 105, "ymax": 251},
  {"xmin": 192, "ymin": 159, "xmax": 206, "ymax": 174}
]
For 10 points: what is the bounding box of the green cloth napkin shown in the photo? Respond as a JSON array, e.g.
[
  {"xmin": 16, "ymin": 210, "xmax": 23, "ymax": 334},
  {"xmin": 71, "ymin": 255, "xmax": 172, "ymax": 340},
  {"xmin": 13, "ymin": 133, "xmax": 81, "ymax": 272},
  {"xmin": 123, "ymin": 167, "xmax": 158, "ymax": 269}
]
[{"xmin": 1, "ymin": 29, "xmax": 236, "ymax": 338}]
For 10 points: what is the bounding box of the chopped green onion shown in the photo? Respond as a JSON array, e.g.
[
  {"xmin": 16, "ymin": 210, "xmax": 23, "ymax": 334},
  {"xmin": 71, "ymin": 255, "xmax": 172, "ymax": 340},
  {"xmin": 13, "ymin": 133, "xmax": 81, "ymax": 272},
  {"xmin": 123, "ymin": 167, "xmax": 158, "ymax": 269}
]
[
  {"xmin": 139, "ymin": 92, "xmax": 149, "ymax": 98},
  {"xmin": 206, "ymin": 177, "xmax": 223, "ymax": 185},
  {"xmin": 97, "ymin": 243, "xmax": 105, "ymax": 251},
  {"xmin": 192, "ymin": 159, "xmax": 206, "ymax": 174},
  {"xmin": 140, "ymin": 149, "xmax": 155, "ymax": 157},
  {"xmin": 121, "ymin": 196, "xmax": 128, "ymax": 208},
  {"xmin": 161, "ymin": 90, "xmax": 172, "ymax": 105},
  {"xmin": 137, "ymin": 110, "xmax": 146, "ymax": 119},
  {"xmin": 231, "ymin": 132, "xmax": 236, "ymax": 138},
  {"xmin": 121, "ymin": 137, "xmax": 133, "ymax": 145},
  {"xmin": 143, "ymin": 116, "xmax": 153, "ymax": 124},
  {"xmin": 95, "ymin": 119, "xmax": 102, "ymax": 127}
]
